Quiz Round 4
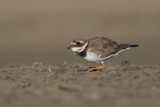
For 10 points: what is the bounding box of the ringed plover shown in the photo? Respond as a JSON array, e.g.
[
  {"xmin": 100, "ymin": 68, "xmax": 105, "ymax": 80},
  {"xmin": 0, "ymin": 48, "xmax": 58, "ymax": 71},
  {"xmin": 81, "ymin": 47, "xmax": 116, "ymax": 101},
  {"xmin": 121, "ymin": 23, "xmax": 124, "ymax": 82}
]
[{"xmin": 67, "ymin": 37, "xmax": 139, "ymax": 72}]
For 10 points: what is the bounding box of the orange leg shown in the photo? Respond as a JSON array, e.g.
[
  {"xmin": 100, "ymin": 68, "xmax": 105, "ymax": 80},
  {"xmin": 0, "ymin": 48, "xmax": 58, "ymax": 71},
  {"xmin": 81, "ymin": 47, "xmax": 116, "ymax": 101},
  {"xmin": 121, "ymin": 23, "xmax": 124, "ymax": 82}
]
[{"xmin": 87, "ymin": 64, "xmax": 105, "ymax": 72}]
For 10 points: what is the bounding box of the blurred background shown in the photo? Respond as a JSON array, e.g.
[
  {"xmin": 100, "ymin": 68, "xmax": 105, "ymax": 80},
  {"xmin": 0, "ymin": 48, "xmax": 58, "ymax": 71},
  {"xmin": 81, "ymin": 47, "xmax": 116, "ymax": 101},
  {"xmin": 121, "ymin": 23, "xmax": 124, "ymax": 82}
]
[{"xmin": 0, "ymin": 0, "xmax": 160, "ymax": 66}]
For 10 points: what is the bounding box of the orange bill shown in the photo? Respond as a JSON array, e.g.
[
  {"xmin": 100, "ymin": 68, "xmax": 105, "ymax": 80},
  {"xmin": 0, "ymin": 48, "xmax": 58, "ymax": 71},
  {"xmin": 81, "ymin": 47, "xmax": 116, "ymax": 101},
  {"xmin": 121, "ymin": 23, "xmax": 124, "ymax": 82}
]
[{"xmin": 67, "ymin": 45, "xmax": 74, "ymax": 49}]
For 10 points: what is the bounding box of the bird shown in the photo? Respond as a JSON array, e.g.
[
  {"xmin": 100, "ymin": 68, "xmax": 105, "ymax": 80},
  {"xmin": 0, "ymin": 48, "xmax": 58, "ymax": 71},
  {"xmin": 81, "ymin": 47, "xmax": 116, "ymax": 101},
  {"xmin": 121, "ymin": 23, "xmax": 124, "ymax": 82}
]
[{"xmin": 67, "ymin": 37, "xmax": 139, "ymax": 72}]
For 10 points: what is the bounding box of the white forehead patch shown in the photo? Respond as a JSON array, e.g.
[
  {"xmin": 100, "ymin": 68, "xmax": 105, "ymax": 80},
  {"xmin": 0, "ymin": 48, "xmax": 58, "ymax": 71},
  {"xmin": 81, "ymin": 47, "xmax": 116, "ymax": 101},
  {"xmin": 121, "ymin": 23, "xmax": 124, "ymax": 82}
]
[
  {"xmin": 71, "ymin": 42, "xmax": 76, "ymax": 45},
  {"xmin": 71, "ymin": 41, "xmax": 84, "ymax": 45}
]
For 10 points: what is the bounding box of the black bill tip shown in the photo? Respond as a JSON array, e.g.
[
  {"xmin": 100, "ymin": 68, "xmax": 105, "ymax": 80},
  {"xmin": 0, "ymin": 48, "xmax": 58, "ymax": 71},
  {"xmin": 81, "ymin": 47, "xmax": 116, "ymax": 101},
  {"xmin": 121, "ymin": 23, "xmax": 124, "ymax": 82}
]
[{"xmin": 67, "ymin": 46, "xmax": 71, "ymax": 50}]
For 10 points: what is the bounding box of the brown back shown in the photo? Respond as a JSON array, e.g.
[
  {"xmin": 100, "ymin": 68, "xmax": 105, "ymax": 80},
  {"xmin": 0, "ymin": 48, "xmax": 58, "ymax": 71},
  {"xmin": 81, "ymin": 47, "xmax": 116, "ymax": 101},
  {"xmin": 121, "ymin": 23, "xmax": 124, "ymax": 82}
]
[{"xmin": 88, "ymin": 37, "xmax": 129, "ymax": 58}]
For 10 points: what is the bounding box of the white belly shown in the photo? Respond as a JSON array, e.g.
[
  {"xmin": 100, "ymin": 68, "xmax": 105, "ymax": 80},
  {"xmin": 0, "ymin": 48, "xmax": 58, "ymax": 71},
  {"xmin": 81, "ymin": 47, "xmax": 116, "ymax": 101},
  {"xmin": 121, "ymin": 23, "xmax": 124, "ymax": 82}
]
[
  {"xmin": 83, "ymin": 48, "xmax": 130, "ymax": 63},
  {"xmin": 84, "ymin": 51, "xmax": 102, "ymax": 63}
]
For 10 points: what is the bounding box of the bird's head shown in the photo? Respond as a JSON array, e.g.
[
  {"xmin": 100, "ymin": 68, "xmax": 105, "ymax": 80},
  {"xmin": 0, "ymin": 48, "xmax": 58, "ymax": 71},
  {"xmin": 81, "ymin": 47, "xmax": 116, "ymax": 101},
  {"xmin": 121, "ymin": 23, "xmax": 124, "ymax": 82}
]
[{"xmin": 67, "ymin": 39, "xmax": 88, "ymax": 53}]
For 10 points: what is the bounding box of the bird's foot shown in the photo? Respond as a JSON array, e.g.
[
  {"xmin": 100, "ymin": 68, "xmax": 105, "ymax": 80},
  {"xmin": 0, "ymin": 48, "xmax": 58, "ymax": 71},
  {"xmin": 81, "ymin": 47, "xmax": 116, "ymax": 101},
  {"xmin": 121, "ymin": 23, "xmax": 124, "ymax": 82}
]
[
  {"xmin": 77, "ymin": 67, "xmax": 97, "ymax": 72},
  {"xmin": 77, "ymin": 64, "xmax": 105, "ymax": 72},
  {"xmin": 87, "ymin": 64, "xmax": 105, "ymax": 72}
]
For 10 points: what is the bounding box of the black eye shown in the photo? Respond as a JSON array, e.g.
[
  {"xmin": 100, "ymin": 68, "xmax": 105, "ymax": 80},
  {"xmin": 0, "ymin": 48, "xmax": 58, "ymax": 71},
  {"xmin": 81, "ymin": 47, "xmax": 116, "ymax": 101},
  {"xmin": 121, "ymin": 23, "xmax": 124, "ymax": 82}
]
[{"xmin": 76, "ymin": 42, "xmax": 81, "ymax": 45}]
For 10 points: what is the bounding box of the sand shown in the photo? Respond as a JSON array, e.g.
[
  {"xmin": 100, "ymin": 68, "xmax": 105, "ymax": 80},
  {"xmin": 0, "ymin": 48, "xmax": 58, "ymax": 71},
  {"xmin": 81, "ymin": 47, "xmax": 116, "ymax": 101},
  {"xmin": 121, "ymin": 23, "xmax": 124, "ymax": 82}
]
[{"xmin": 0, "ymin": 62, "xmax": 160, "ymax": 107}]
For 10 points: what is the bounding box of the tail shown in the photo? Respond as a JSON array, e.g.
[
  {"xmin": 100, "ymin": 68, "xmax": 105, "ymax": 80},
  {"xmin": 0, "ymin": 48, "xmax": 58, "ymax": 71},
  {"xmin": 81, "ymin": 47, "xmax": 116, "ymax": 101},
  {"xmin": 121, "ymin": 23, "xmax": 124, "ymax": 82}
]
[
  {"xmin": 128, "ymin": 44, "xmax": 139, "ymax": 47},
  {"xmin": 119, "ymin": 44, "xmax": 139, "ymax": 49}
]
